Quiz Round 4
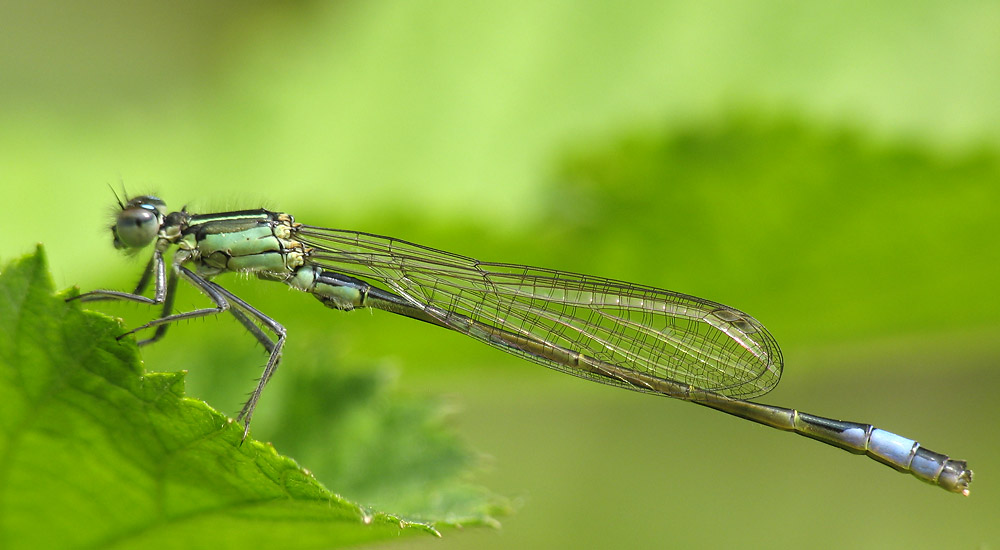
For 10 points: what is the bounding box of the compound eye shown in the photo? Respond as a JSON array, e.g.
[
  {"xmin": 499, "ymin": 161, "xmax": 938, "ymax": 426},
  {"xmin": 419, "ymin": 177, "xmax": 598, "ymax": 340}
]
[{"xmin": 114, "ymin": 206, "xmax": 160, "ymax": 249}]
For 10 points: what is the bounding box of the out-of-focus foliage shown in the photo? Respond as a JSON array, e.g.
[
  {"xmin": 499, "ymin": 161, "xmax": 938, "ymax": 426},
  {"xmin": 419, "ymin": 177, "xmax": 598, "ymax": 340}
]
[{"xmin": 536, "ymin": 116, "xmax": 998, "ymax": 346}]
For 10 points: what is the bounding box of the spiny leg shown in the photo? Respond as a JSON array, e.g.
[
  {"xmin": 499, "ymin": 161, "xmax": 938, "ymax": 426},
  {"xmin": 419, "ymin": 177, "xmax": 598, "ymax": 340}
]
[
  {"xmin": 68, "ymin": 249, "xmax": 179, "ymax": 345},
  {"xmin": 204, "ymin": 280, "xmax": 287, "ymax": 440},
  {"xmin": 135, "ymin": 266, "xmax": 264, "ymax": 348},
  {"xmin": 74, "ymin": 255, "xmax": 285, "ymax": 439},
  {"xmin": 114, "ymin": 267, "xmax": 281, "ymax": 439},
  {"xmin": 223, "ymin": 295, "xmax": 278, "ymax": 354},
  {"xmin": 70, "ymin": 250, "xmax": 167, "ymax": 306},
  {"xmin": 135, "ymin": 268, "xmax": 179, "ymax": 346},
  {"xmin": 118, "ymin": 266, "xmax": 232, "ymax": 341}
]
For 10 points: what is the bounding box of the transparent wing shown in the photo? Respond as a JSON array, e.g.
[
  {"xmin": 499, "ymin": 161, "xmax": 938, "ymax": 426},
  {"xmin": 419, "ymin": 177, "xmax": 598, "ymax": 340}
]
[{"xmin": 297, "ymin": 225, "xmax": 782, "ymax": 399}]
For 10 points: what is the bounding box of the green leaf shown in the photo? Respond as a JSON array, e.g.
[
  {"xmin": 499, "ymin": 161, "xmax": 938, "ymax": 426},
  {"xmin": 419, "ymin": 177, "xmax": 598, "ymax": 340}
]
[
  {"xmin": 0, "ymin": 246, "xmax": 503, "ymax": 549},
  {"xmin": 261, "ymin": 364, "xmax": 508, "ymax": 527}
]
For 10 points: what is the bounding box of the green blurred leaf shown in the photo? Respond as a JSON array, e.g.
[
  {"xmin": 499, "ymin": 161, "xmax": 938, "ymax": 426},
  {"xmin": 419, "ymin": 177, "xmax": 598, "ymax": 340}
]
[
  {"xmin": 264, "ymin": 364, "xmax": 507, "ymax": 526},
  {"xmin": 541, "ymin": 115, "xmax": 1000, "ymax": 346},
  {"xmin": 0, "ymin": 247, "xmax": 504, "ymax": 549}
]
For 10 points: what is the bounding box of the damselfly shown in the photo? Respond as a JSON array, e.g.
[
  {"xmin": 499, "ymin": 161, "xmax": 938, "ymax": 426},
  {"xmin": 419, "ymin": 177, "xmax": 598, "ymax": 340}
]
[{"xmin": 72, "ymin": 195, "xmax": 972, "ymax": 495}]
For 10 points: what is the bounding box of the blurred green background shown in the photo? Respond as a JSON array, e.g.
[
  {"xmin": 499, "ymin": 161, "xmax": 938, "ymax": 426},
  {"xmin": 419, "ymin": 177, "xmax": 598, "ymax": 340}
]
[{"xmin": 2, "ymin": 1, "xmax": 998, "ymax": 548}]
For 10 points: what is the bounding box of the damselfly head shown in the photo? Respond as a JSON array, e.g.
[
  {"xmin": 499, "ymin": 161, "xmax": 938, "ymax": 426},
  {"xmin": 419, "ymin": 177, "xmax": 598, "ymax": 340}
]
[{"xmin": 112, "ymin": 195, "xmax": 168, "ymax": 251}]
